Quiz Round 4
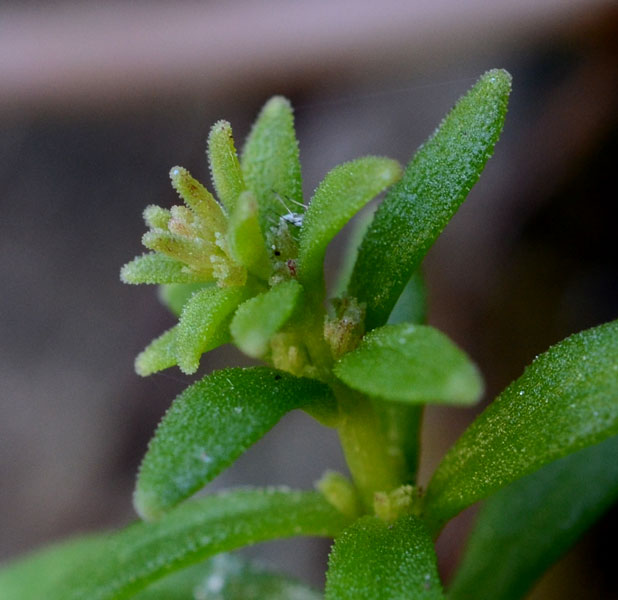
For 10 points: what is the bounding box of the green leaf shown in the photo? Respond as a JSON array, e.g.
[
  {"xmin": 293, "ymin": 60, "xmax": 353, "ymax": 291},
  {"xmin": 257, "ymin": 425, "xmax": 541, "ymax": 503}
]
[
  {"xmin": 348, "ymin": 69, "xmax": 511, "ymax": 330},
  {"xmin": 120, "ymin": 253, "xmax": 203, "ymax": 285},
  {"xmin": 325, "ymin": 515, "xmax": 444, "ymax": 599},
  {"xmin": 0, "ymin": 488, "xmax": 349, "ymax": 600},
  {"xmin": 134, "ymin": 554, "xmax": 322, "ymax": 600},
  {"xmin": 241, "ymin": 96, "xmax": 303, "ymax": 232},
  {"xmin": 135, "ymin": 367, "xmax": 335, "ymax": 520},
  {"xmin": 208, "ymin": 120, "xmax": 245, "ymax": 213},
  {"xmin": 388, "ymin": 270, "xmax": 427, "ymax": 326},
  {"xmin": 449, "ymin": 435, "xmax": 618, "ymax": 600},
  {"xmin": 332, "ymin": 205, "xmax": 375, "ymax": 297},
  {"xmin": 176, "ymin": 286, "xmax": 246, "ymax": 375},
  {"xmin": 334, "ymin": 323, "xmax": 483, "ymax": 406},
  {"xmin": 135, "ymin": 326, "xmax": 178, "ymax": 376},
  {"xmin": 424, "ymin": 319, "xmax": 618, "ymax": 535},
  {"xmin": 298, "ymin": 157, "xmax": 402, "ymax": 287},
  {"xmin": 158, "ymin": 282, "xmax": 212, "ymax": 316},
  {"xmin": 230, "ymin": 280, "xmax": 303, "ymax": 358},
  {"xmin": 0, "ymin": 535, "xmax": 105, "ymax": 600},
  {"xmin": 227, "ymin": 190, "xmax": 272, "ymax": 280}
]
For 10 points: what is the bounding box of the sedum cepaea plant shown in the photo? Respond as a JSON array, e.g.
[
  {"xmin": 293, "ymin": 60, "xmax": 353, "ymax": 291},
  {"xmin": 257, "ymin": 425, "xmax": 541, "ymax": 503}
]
[{"xmin": 2, "ymin": 69, "xmax": 618, "ymax": 600}]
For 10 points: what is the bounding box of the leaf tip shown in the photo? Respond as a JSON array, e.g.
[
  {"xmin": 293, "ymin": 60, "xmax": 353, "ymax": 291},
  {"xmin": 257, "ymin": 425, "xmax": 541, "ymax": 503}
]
[{"xmin": 133, "ymin": 486, "xmax": 162, "ymax": 522}]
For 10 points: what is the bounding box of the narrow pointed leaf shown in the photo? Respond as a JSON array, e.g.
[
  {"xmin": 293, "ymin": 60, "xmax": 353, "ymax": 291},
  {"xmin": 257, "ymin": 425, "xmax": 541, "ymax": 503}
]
[
  {"xmin": 208, "ymin": 120, "xmax": 245, "ymax": 213},
  {"xmin": 135, "ymin": 554, "xmax": 322, "ymax": 600},
  {"xmin": 449, "ymin": 435, "xmax": 618, "ymax": 600},
  {"xmin": 135, "ymin": 326, "xmax": 178, "ymax": 376},
  {"xmin": 348, "ymin": 69, "xmax": 511, "ymax": 329},
  {"xmin": 135, "ymin": 367, "xmax": 335, "ymax": 520},
  {"xmin": 298, "ymin": 157, "xmax": 402, "ymax": 286},
  {"xmin": 230, "ymin": 280, "xmax": 303, "ymax": 358},
  {"xmin": 121, "ymin": 253, "xmax": 203, "ymax": 285},
  {"xmin": 424, "ymin": 319, "xmax": 618, "ymax": 535},
  {"xmin": 158, "ymin": 282, "xmax": 212, "ymax": 316},
  {"xmin": 0, "ymin": 488, "xmax": 349, "ymax": 600},
  {"xmin": 325, "ymin": 515, "xmax": 444, "ymax": 599},
  {"xmin": 241, "ymin": 96, "xmax": 303, "ymax": 232},
  {"xmin": 334, "ymin": 323, "xmax": 483, "ymax": 406},
  {"xmin": 227, "ymin": 190, "xmax": 272, "ymax": 280},
  {"xmin": 176, "ymin": 286, "xmax": 245, "ymax": 374}
]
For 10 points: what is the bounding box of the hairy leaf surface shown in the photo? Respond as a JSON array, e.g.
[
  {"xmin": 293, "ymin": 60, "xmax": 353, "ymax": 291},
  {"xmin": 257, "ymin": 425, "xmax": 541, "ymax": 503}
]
[
  {"xmin": 135, "ymin": 367, "xmax": 334, "ymax": 520},
  {"xmin": 424, "ymin": 320, "xmax": 618, "ymax": 534},
  {"xmin": 334, "ymin": 323, "xmax": 483, "ymax": 405},
  {"xmin": 230, "ymin": 280, "xmax": 303, "ymax": 357},
  {"xmin": 325, "ymin": 515, "xmax": 444, "ymax": 599},
  {"xmin": 298, "ymin": 157, "xmax": 401, "ymax": 286},
  {"xmin": 449, "ymin": 435, "xmax": 618, "ymax": 600},
  {"xmin": 348, "ymin": 69, "xmax": 511, "ymax": 329},
  {"xmin": 176, "ymin": 286, "xmax": 246, "ymax": 374},
  {"xmin": 208, "ymin": 120, "xmax": 245, "ymax": 213},
  {"xmin": 0, "ymin": 489, "xmax": 349, "ymax": 600},
  {"xmin": 135, "ymin": 326, "xmax": 178, "ymax": 376},
  {"xmin": 121, "ymin": 253, "xmax": 203, "ymax": 285},
  {"xmin": 158, "ymin": 282, "xmax": 211, "ymax": 316},
  {"xmin": 227, "ymin": 190, "xmax": 272, "ymax": 280},
  {"xmin": 241, "ymin": 97, "xmax": 303, "ymax": 232}
]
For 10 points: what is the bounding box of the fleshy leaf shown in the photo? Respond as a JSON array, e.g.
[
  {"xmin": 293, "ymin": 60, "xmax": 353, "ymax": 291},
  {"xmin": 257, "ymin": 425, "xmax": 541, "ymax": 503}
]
[
  {"xmin": 230, "ymin": 280, "xmax": 303, "ymax": 358},
  {"xmin": 0, "ymin": 488, "xmax": 349, "ymax": 600},
  {"xmin": 334, "ymin": 323, "xmax": 483, "ymax": 406},
  {"xmin": 449, "ymin": 435, "xmax": 618, "ymax": 600},
  {"xmin": 120, "ymin": 253, "xmax": 204, "ymax": 285},
  {"xmin": 135, "ymin": 326, "xmax": 178, "ymax": 376},
  {"xmin": 227, "ymin": 190, "xmax": 272, "ymax": 280},
  {"xmin": 158, "ymin": 282, "xmax": 212, "ymax": 317},
  {"xmin": 134, "ymin": 554, "xmax": 322, "ymax": 600},
  {"xmin": 325, "ymin": 515, "xmax": 444, "ymax": 599},
  {"xmin": 241, "ymin": 96, "xmax": 303, "ymax": 232},
  {"xmin": 298, "ymin": 157, "xmax": 402, "ymax": 287},
  {"xmin": 424, "ymin": 319, "xmax": 618, "ymax": 535},
  {"xmin": 348, "ymin": 69, "xmax": 511, "ymax": 329},
  {"xmin": 135, "ymin": 367, "xmax": 335, "ymax": 520},
  {"xmin": 208, "ymin": 120, "xmax": 245, "ymax": 214},
  {"xmin": 176, "ymin": 286, "xmax": 246, "ymax": 374},
  {"xmin": 169, "ymin": 166, "xmax": 227, "ymax": 232}
]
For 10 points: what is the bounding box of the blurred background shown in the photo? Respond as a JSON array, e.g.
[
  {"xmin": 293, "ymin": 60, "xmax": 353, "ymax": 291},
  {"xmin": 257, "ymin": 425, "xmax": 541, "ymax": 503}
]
[{"xmin": 1, "ymin": 1, "xmax": 617, "ymax": 597}]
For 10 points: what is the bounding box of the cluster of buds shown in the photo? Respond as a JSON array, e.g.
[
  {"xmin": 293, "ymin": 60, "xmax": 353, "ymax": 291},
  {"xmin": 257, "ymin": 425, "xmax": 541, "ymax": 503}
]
[{"xmin": 141, "ymin": 166, "xmax": 246, "ymax": 287}]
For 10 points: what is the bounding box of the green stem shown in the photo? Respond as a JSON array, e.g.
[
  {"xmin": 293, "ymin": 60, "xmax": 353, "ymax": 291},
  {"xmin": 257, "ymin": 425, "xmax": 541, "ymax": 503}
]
[
  {"xmin": 335, "ymin": 384, "xmax": 409, "ymax": 510},
  {"xmin": 376, "ymin": 403, "xmax": 424, "ymax": 484}
]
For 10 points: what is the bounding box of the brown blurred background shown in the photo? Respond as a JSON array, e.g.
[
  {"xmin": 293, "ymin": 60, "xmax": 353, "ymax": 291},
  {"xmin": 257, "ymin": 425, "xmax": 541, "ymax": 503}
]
[{"xmin": 1, "ymin": 1, "xmax": 617, "ymax": 597}]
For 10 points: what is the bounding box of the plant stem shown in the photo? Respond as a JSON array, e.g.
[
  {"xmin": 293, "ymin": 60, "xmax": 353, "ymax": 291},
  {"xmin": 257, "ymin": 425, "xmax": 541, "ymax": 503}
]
[{"xmin": 335, "ymin": 384, "xmax": 409, "ymax": 511}]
